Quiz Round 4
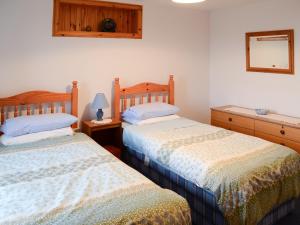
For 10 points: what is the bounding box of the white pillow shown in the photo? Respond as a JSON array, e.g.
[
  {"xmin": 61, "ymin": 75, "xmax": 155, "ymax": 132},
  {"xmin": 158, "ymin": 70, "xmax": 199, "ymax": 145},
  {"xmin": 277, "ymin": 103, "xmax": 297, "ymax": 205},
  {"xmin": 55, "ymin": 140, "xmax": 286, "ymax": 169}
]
[
  {"xmin": 123, "ymin": 115, "xmax": 180, "ymax": 126},
  {"xmin": 0, "ymin": 127, "xmax": 74, "ymax": 146}
]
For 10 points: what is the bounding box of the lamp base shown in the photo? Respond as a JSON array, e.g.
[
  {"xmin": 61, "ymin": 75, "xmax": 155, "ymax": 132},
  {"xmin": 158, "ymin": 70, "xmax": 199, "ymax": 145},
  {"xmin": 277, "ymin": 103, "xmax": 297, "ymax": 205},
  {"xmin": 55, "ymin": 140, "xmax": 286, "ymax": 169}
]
[{"xmin": 96, "ymin": 109, "xmax": 104, "ymax": 121}]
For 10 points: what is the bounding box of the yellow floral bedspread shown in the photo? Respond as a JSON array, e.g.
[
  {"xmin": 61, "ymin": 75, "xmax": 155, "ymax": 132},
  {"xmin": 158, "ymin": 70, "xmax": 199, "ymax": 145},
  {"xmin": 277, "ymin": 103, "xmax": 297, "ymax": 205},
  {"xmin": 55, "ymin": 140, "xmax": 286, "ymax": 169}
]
[
  {"xmin": 123, "ymin": 118, "xmax": 300, "ymax": 225},
  {"xmin": 0, "ymin": 134, "xmax": 191, "ymax": 225}
]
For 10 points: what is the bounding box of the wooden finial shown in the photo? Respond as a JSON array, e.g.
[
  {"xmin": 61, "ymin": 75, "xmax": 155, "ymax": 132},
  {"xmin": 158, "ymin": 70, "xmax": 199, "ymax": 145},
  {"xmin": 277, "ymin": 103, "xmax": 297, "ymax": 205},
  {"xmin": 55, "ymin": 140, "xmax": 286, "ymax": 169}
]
[
  {"xmin": 169, "ymin": 74, "xmax": 174, "ymax": 80},
  {"xmin": 72, "ymin": 81, "xmax": 78, "ymax": 88},
  {"xmin": 115, "ymin": 78, "xmax": 120, "ymax": 84}
]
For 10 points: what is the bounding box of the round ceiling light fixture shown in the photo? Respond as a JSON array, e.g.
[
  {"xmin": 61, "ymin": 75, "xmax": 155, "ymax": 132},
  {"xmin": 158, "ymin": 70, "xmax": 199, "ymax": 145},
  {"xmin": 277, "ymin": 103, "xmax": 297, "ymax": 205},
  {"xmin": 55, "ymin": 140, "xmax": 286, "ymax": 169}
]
[{"xmin": 172, "ymin": 0, "xmax": 206, "ymax": 3}]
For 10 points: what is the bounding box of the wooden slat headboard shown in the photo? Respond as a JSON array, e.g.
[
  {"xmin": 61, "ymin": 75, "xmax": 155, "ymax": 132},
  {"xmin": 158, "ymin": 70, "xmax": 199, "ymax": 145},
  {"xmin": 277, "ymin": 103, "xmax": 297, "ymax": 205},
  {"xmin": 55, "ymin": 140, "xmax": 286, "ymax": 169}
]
[
  {"xmin": 0, "ymin": 81, "xmax": 78, "ymax": 128},
  {"xmin": 114, "ymin": 75, "xmax": 174, "ymax": 120}
]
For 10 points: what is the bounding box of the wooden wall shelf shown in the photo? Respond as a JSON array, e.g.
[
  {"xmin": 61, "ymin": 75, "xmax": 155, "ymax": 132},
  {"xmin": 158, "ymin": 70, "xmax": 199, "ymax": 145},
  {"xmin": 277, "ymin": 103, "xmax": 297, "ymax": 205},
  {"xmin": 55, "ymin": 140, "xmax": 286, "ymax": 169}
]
[{"xmin": 53, "ymin": 0, "xmax": 143, "ymax": 39}]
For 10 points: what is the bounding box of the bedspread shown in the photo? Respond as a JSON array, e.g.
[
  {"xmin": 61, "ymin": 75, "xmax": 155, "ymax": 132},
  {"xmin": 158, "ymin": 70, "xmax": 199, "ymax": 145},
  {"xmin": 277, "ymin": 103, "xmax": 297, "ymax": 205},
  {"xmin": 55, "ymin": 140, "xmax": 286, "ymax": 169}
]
[
  {"xmin": 0, "ymin": 133, "xmax": 191, "ymax": 225},
  {"xmin": 123, "ymin": 118, "xmax": 300, "ymax": 225}
]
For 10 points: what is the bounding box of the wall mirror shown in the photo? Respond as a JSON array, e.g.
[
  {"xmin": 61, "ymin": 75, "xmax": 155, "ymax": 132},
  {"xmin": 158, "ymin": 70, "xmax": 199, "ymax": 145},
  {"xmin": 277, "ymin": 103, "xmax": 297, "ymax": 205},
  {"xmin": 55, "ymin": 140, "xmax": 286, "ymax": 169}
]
[{"xmin": 246, "ymin": 29, "xmax": 294, "ymax": 74}]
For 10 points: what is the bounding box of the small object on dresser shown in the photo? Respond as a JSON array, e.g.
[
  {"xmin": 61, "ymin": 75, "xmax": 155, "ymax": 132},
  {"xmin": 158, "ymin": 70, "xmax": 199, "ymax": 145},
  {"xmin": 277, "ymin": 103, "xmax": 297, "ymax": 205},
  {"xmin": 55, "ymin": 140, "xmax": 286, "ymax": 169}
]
[
  {"xmin": 255, "ymin": 109, "xmax": 269, "ymax": 115},
  {"xmin": 91, "ymin": 93, "xmax": 109, "ymax": 121},
  {"xmin": 100, "ymin": 18, "xmax": 116, "ymax": 32}
]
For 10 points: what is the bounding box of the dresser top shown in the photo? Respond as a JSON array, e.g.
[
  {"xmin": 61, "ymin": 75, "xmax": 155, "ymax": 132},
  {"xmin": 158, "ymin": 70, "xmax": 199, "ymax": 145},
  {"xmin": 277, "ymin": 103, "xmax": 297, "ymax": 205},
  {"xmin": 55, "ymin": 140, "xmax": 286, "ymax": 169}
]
[{"xmin": 211, "ymin": 105, "xmax": 300, "ymax": 129}]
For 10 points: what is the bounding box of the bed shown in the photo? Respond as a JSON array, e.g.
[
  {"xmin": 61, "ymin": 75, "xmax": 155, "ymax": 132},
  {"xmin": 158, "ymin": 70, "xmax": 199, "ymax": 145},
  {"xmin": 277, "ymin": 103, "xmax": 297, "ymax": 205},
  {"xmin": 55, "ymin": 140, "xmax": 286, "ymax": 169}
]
[
  {"xmin": 0, "ymin": 82, "xmax": 191, "ymax": 225},
  {"xmin": 114, "ymin": 76, "xmax": 300, "ymax": 225}
]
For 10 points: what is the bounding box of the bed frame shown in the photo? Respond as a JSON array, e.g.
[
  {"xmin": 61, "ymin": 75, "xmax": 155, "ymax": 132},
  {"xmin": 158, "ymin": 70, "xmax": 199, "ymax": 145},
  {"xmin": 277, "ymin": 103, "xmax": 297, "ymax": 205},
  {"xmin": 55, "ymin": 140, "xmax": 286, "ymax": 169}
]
[
  {"xmin": 113, "ymin": 76, "xmax": 297, "ymax": 225},
  {"xmin": 0, "ymin": 81, "xmax": 78, "ymax": 128},
  {"xmin": 113, "ymin": 75, "xmax": 174, "ymax": 120}
]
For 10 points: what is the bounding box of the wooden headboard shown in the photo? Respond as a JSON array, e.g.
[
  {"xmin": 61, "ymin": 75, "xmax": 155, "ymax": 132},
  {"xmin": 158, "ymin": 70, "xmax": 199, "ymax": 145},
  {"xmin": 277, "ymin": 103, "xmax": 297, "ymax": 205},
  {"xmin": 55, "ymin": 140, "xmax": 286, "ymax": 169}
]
[
  {"xmin": 0, "ymin": 81, "xmax": 78, "ymax": 128},
  {"xmin": 114, "ymin": 75, "xmax": 174, "ymax": 120}
]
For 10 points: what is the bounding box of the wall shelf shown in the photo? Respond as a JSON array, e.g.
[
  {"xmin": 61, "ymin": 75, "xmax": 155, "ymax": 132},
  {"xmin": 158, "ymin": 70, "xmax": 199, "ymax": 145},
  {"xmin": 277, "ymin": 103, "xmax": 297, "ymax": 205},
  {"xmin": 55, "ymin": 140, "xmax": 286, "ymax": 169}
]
[{"xmin": 53, "ymin": 0, "xmax": 143, "ymax": 39}]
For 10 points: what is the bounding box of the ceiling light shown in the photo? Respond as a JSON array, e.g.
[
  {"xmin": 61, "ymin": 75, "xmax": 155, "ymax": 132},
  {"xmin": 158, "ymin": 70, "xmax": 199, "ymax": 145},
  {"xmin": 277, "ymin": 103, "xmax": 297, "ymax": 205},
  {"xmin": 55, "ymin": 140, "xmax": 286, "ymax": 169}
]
[{"xmin": 172, "ymin": 0, "xmax": 206, "ymax": 3}]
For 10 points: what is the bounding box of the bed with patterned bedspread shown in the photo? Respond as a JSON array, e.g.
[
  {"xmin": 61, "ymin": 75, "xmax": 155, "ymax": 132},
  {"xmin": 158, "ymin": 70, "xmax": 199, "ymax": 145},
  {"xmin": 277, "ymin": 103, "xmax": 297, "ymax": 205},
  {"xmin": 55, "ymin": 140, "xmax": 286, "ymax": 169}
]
[
  {"xmin": 123, "ymin": 117, "xmax": 300, "ymax": 225},
  {"xmin": 0, "ymin": 133, "xmax": 191, "ymax": 225}
]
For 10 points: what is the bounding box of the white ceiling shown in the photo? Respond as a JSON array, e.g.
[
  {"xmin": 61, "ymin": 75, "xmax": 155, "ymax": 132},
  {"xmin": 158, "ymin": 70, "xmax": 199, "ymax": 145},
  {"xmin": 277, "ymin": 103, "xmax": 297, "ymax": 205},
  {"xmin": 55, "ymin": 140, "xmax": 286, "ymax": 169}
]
[{"xmin": 151, "ymin": 0, "xmax": 261, "ymax": 11}]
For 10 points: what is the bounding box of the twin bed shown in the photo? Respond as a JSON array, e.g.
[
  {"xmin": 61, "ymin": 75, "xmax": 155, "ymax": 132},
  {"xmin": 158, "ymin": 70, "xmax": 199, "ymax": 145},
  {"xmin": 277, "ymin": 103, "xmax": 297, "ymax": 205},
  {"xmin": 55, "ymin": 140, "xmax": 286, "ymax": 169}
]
[
  {"xmin": 0, "ymin": 82, "xmax": 190, "ymax": 225},
  {"xmin": 0, "ymin": 77, "xmax": 299, "ymax": 225},
  {"xmin": 114, "ymin": 76, "xmax": 300, "ymax": 225}
]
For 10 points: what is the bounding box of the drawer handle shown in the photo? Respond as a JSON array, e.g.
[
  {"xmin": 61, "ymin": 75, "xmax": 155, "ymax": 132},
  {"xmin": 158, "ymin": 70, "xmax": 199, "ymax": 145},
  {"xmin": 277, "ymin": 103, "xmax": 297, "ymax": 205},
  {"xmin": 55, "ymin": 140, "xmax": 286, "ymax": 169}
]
[
  {"xmin": 280, "ymin": 130, "xmax": 285, "ymax": 135},
  {"xmin": 228, "ymin": 118, "xmax": 233, "ymax": 122}
]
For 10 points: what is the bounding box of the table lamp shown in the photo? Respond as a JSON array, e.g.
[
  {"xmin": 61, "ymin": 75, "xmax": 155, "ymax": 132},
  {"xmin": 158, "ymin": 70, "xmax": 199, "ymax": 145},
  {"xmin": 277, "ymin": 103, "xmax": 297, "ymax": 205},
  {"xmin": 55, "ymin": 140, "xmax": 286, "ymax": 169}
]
[{"xmin": 92, "ymin": 93, "xmax": 109, "ymax": 121}]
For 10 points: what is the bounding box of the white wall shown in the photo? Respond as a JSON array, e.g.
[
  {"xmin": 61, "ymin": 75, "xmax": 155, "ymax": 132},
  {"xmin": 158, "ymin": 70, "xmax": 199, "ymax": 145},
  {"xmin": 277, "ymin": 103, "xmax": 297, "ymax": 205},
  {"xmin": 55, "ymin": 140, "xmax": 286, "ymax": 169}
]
[
  {"xmin": 210, "ymin": 0, "xmax": 300, "ymax": 117},
  {"xmin": 0, "ymin": 0, "xmax": 210, "ymax": 123}
]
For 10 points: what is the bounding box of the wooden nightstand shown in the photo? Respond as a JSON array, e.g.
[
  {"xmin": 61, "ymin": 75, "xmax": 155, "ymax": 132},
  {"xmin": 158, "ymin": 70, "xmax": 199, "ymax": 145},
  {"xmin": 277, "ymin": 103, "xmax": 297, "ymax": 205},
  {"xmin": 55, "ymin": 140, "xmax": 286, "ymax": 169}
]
[{"xmin": 82, "ymin": 120, "xmax": 122, "ymax": 159}]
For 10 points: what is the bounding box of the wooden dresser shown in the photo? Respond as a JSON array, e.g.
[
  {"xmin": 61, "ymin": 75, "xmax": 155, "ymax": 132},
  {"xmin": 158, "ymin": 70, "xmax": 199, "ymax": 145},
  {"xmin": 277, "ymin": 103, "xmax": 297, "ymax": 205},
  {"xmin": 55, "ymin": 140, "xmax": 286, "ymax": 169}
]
[{"xmin": 211, "ymin": 106, "xmax": 300, "ymax": 154}]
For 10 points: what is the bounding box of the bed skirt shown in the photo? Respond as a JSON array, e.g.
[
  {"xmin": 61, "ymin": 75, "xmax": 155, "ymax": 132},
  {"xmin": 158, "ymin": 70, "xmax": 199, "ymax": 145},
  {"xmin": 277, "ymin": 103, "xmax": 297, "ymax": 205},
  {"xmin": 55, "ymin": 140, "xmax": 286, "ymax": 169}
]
[{"xmin": 123, "ymin": 148, "xmax": 297, "ymax": 225}]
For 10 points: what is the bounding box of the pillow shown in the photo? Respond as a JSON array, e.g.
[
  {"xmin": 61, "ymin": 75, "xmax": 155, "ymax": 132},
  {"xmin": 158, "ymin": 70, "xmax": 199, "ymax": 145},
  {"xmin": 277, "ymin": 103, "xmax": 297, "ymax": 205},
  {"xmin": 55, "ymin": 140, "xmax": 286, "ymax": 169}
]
[
  {"xmin": 0, "ymin": 113, "xmax": 78, "ymax": 137},
  {"xmin": 122, "ymin": 103, "xmax": 179, "ymax": 120},
  {"xmin": 0, "ymin": 127, "xmax": 74, "ymax": 146},
  {"xmin": 123, "ymin": 115, "xmax": 180, "ymax": 126}
]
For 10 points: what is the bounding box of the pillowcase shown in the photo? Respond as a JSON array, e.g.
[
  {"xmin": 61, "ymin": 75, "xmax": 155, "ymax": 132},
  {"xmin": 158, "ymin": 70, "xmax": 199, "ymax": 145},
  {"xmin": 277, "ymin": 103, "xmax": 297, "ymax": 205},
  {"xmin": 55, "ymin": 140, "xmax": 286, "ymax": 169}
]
[
  {"xmin": 0, "ymin": 113, "xmax": 78, "ymax": 137},
  {"xmin": 122, "ymin": 103, "xmax": 179, "ymax": 120},
  {"xmin": 0, "ymin": 127, "xmax": 74, "ymax": 146},
  {"xmin": 123, "ymin": 115, "xmax": 180, "ymax": 126}
]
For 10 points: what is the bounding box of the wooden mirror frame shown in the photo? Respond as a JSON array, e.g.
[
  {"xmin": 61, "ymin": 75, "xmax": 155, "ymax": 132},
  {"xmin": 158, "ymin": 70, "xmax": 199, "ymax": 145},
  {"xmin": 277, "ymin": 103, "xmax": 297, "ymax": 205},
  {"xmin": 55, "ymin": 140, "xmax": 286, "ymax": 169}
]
[{"xmin": 246, "ymin": 29, "xmax": 294, "ymax": 75}]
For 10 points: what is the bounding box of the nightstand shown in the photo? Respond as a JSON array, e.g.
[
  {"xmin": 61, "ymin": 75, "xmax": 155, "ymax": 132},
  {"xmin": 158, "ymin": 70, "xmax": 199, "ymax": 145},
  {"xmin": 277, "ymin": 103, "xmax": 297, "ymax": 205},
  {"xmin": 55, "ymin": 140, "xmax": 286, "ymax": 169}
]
[{"xmin": 82, "ymin": 120, "xmax": 122, "ymax": 159}]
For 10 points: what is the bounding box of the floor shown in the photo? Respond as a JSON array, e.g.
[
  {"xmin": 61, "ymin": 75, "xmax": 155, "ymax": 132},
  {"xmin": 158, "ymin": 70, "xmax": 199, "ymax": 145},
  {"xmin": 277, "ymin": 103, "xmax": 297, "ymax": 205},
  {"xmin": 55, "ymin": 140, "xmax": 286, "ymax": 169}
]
[{"xmin": 275, "ymin": 200, "xmax": 300, "ymax": 225}]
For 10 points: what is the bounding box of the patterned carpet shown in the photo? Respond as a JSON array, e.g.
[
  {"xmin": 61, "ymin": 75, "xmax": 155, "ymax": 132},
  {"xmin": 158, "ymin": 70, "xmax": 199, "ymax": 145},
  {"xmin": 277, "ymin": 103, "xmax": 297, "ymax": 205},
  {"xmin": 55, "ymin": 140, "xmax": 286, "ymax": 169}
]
[{"xmin": 275, "ymin": 199, "xmax": 300, "ymax": 225}]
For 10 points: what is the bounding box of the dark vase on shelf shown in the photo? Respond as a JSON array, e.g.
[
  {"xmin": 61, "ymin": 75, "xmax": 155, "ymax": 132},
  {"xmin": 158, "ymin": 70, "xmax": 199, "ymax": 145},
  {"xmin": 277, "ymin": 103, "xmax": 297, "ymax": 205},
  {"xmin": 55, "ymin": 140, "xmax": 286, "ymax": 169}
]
[{"xmin": 100, "ymin": 18, "xmax": 116, "ymax": 32}]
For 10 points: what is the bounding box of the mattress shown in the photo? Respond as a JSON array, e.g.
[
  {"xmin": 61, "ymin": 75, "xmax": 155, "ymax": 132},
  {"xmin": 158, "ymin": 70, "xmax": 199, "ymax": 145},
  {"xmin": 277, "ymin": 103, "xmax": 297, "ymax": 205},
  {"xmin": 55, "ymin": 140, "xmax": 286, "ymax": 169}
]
[
  {"xmin": 0, "ymin": 133, "xmax": 191, "ymax": 225},
  {"xmin": 123, "ymin": 147, "xmax": 297, "ymax": 225},
  {"xmin": 122, "ymin": 117, "xmax": 300, "ymax": 225}
]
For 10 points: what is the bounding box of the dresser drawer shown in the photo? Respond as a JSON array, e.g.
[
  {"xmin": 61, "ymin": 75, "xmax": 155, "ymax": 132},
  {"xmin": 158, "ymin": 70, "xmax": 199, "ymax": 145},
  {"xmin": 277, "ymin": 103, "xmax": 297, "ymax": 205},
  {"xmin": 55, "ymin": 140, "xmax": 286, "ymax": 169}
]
[
  {"xmin": 231, "ymin": 125, "xmax": 255, "ymax": 136},
  {"xmin": 255, "ymin": 120, "xmax": 300, "ymax": 142},
  {"xmin": 212, "ymin": 119, "xmax": 254, "ymax": 136},
  {"xmin": 255, "ymin": 131, "xmax": 300, "ymax": 154},
  {"xmin": 211, "ymin": 120, "xmax": 230, "ymax": 130},
  {"xmin": 211, "ymin": 110, "xmax": 254, "ymax": 130},
  {"xmin": 286, "ymin": 139, "xmax": 300, "ymax": 154}
]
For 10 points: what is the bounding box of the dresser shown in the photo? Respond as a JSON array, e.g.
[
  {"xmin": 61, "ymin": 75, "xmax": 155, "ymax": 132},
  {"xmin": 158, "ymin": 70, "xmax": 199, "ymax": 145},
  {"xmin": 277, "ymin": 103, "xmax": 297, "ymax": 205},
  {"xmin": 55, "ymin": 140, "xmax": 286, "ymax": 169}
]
[{"xmin": 211, "ymin": 106, "xmax": 300, "ymax": 154}]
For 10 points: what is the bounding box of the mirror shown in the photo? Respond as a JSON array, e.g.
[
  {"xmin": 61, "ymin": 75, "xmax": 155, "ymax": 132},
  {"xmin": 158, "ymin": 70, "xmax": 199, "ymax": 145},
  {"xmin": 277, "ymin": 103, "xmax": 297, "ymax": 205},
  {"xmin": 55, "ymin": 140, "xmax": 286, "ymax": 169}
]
[{"xmin": 246, "ymin": 30, "xmax": 294, "ymax": 74}]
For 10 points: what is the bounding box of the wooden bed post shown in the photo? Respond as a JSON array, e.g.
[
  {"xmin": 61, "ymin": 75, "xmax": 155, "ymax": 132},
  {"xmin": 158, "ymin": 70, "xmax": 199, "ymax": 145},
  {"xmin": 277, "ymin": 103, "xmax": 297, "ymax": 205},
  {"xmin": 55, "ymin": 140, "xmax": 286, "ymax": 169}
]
[
  {"xmin": 114, "ymin": 78, "xmax": 121, "ymax": 120},
  {"xmin": 71, "ymin": 81, "xmax": 78, "ymax": 128},
  {"xmin": 168, "ymin": 75, "xmax": 175, "ymax": 105}
]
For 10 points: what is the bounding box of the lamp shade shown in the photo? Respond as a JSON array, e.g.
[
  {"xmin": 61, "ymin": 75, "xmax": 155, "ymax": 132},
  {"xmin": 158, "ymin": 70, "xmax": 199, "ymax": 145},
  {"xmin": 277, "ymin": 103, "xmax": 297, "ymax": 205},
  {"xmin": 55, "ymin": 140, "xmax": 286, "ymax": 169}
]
[{"xmin": 92, "ymin": 93, "xmax": 109, "ymax": 109}]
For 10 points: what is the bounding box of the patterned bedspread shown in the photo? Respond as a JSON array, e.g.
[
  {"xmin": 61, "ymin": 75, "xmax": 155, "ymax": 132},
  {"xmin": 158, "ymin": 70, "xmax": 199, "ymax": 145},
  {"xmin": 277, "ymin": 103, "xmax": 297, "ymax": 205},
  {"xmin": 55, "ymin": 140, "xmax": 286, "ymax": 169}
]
[
  {"xmin": 123, "ymin": 118, "xmax": 300, "ymax": 225},
  {"xmin": 0, "ymin": 133, "xmax": 191, "ymax": 225}
]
